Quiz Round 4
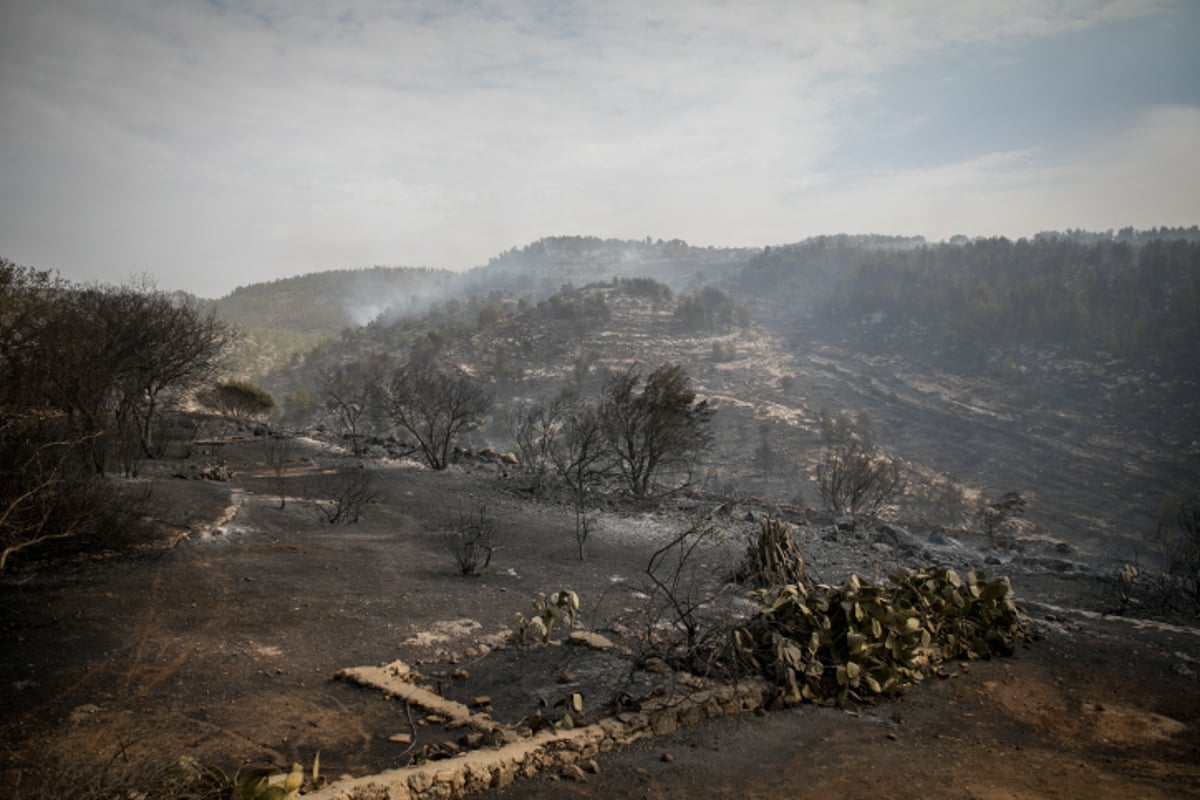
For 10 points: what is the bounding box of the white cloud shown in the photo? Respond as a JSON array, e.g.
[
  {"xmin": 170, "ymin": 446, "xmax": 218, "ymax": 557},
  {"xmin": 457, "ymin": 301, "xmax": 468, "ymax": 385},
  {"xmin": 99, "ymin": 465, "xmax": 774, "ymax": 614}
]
[
  {"xmin": 783, "ymin": 105, "xmax": 1200, "ymax": 240},
  {"xmin": 0, "ymin": 0, "xmax": 1190, "ymax": 295}
]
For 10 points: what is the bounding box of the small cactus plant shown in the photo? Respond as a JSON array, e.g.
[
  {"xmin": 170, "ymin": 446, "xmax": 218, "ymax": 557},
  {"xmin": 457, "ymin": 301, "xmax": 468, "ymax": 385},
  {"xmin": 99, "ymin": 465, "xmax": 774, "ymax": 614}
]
[
  {"xmin": 509, "ymin": 590, "xmax": 580, "ymax": 645},
  {"xmin": 173, "ymin": 752, "xmax": 323, "ymax": 800}
]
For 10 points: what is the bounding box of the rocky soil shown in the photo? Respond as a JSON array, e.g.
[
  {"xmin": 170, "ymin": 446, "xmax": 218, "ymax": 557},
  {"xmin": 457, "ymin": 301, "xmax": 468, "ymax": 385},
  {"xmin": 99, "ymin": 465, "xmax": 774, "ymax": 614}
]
[{"xmin": 2, "ymin": 435, "xmax": 1198, "ymax": 799}]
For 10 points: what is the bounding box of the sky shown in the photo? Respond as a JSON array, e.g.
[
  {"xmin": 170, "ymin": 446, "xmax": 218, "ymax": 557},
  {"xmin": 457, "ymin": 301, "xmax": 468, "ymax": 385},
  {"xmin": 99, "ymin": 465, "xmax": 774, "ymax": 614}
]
[{"xmin": 1, "ymin": 1, "xmax": 1198, "ymax": 298}]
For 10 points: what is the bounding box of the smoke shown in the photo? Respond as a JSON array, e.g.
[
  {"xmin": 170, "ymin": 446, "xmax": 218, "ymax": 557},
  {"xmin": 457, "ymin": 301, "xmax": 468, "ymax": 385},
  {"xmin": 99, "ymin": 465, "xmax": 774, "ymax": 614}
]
[{"xmin": 337, "ymin": 267, "xmax": 463, "ymax": 328}]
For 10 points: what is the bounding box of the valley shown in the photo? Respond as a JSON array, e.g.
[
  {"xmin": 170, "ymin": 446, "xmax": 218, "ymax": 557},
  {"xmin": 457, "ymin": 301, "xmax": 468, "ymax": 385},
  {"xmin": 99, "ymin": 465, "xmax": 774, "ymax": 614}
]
[{"xmin": 3, "ymin": 230, "xmax": 1198, "ymax": 798}]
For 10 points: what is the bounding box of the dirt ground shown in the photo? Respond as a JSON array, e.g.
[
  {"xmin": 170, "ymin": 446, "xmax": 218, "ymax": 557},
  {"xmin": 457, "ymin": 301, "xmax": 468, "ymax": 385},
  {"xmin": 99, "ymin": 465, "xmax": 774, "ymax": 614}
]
[{"xmin": 2, "ymin": 437, "xmax": 1198, "ymax": 798}]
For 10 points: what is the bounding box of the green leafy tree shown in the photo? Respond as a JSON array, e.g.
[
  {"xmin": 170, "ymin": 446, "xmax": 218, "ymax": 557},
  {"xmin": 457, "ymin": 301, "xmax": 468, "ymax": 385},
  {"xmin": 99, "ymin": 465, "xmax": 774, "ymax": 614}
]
[{"xmin": 202, "ymin": 382, "xmax": 276, "ymax": 419}]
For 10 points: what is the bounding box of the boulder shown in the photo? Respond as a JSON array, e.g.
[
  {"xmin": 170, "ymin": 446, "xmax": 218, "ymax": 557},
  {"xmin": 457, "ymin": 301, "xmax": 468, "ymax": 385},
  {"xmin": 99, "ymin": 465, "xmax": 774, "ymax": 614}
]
[{"xmin": 874, "ymin": 523, "xmax": 913, "ymax": 547}]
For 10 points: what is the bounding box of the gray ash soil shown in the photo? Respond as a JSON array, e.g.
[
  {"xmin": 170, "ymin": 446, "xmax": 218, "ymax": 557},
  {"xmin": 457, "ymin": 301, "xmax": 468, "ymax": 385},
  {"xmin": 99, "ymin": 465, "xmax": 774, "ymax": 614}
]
[
  {"xmin": 772, "ymin": 321, "xmax": 1200, "ymax": 558},
  {"xmin": 2, "ymin": 437, "xmax": 1198, "ymax": 799}
]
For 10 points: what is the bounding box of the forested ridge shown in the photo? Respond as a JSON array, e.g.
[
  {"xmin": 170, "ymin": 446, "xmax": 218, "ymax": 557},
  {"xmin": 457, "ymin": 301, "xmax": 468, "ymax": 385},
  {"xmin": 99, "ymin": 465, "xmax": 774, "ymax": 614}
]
[
  {"xmin": 831, "ymin": 237, "xmax": 1200, "ymax": 361},
  {"xmin": 205, "ymin": 228, "xmax": 1200, "ymax": 378},
  {"xmin": 737, "ymin": 232, "xmax": 1199, "ymax": 369}
]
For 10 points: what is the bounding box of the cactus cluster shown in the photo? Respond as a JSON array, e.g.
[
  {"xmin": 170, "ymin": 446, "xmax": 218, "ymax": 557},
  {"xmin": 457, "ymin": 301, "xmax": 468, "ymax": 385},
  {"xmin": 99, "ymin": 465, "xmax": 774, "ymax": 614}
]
[
  {"xmin": 730, "ymin": 567, "xmax": 1022, "ymax": 707},
  {"xmin": 508, "ymin": 591, "xmax": 580, "ymax": 645}
]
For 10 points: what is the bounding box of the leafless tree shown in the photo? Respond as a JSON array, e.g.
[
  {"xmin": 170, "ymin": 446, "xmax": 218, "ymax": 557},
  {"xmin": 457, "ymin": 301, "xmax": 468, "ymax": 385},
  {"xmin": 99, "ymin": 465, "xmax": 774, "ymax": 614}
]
[
  {"xmin": 120, "ymin": 288, "xmax": 228, "ymax": 458},
  {"xmin": 262, "ymin": 433, "xmax": 295, "ymax": 509},
  {"xmin": 600, "ymin": 363, "xmax": 715, "ymax": 498},
  {"xmin": 816, "ymin": 409, "xmax": 906, "ymax": 517},
  {"xmin": 0, "ymin": 260, "xmax": 62, "ymax": 410},
  {"xmin": 445, "ymin": 501, "xmax": 500, "ymax": 576},
  {"xmin": 382, "ymin": 360, "xmax": 492, "ymax": 470},
  {"xmin": 314, "ymin": 465, "xmax": 378, "ymax": 524},
  {"xmin": 552, "ymin": 403, "xmax": 610, "ymax": 560},
  {"xmin": 641, "ymin": 518, "xmax": 736, "ymax": 673},
  {"xmin": 318, "ymin": 357, "xmax": 389, "ymax": 456},
  {"xmin": 1149, "ymin": 495, "xmax": 1200, "ymax": 611},
  {"xmin": 1, "ymin": 265, "xmax": 225, "ymax": 569},
  {"xmin": 0, "ymin": 423, "xmax": 99, "ymax": 572},
  {"xmin": 506, "ymin": 390, "xmax": 574, "ymax": 488},
  {"xmin": 3, "ymin": 270, "xmax": 228, "ymax": 474},
  {"xmin": 977, "ymin": 491, "xmax": 1027, "ymax": 545}
]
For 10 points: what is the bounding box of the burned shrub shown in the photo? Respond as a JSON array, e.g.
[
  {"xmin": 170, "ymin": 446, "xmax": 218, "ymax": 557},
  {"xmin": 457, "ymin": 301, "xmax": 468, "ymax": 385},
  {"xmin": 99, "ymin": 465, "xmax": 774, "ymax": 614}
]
[
  {"xmin": 445, "ymin": 502, "xmax": 500, "ymax": 576},
  {"xmin": 314, "ymin": 466, "xmax": 378, "ymax": 524},
  {"xmin": 816, "ymin": 410, "xmax": 905, "ymax": 518}
]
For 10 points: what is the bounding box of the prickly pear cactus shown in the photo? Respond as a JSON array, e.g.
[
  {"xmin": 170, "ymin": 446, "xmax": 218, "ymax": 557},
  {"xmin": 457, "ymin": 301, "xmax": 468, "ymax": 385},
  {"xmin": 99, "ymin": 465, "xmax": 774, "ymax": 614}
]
[
  {"xmin": 509, "ymin": 590, "xmax": 580, "ymax": 645},
  {"xmin": 731, "ymin": 568, "xmax": 1023, "ymax": 707}
]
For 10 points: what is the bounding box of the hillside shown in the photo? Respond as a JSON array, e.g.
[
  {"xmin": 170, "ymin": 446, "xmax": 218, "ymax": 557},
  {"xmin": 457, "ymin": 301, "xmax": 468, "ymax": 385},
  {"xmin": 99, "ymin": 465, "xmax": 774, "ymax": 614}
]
[
  {"xmin": 214, "ymin": 265, "xmax": 456, "ymax": 333},
  {"xmin": 204, "ymin": 266, "xmax": 456, "ymax": 378},
  {"xmin": 4, "ymin": 229, "xmax": 1199, "ymax": 799},
  {"xmin": 212, "ymin": 227, "xmax": 1200, "ymax": 558}
]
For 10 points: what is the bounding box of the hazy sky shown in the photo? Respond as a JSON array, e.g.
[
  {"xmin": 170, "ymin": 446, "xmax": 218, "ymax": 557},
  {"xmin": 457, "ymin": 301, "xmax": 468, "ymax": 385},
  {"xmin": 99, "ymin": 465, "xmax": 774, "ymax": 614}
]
[{"xmin": 2, "ymin": 1, "xmax": 1198, "ymax": 297}]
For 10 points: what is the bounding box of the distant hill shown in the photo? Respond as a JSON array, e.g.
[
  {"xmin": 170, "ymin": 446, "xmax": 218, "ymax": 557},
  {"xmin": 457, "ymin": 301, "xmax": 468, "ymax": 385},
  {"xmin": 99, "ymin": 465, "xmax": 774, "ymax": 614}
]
[
  {"xmin": 210, "ymin": 266, "xmax": 457, "ymax": 379},
  {"xmin": 463, "ymin": 235, "xmax": 756, "ymax": 294},
  {"xmin": 214, "ymin": 226, "xmax": 1198, "ymax": 381},
  {"xmin": 213, "ymin": 266, "xmax": 457, "ymax": 336}
]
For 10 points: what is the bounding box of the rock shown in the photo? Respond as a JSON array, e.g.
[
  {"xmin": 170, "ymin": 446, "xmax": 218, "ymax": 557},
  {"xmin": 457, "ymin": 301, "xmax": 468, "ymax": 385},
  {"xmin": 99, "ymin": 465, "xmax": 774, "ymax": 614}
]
[
  {"xmin": 384, "ymin": 659, "xmax": 414, "ymax": 678},
  {"xmin": 388, "ymin": 733, "xmax": 412, "ymax": 744},
  {"xmin": 68, "ymin": 704, "xmax": 101, "ymax": 725},
  {"xmin": 928, "ymin": 529, "xmax": 949, "ymax": 545},
  {"xmin": 874, "ymin": 523, "xmax": 912, "ymax": 546},
  {"xmin": 652, "ymin": 714, "xmax": 679, "ymax": 735},
  {"xmin": 661, "ymin": 752, "xmax": 674, "ymax": 763},
  {"xmin": 408, "ymin": 771, "xmax": 433, "ymax": 794},
  {"xmin": 584, "ymin": 759, "xmax": 601, "ymax": 774},
  {"xmin": 558, "ymin": 671, "xmax": 577, "ymax": 684},
  {"xmin": 561, "ymin": 764, "xmax": 587, "ymax": 782},
  {"xmin": 835, "ymin": 516, "xmax": 856, "ymax": 532},
  {"xmin": 640, "ymin": 656, "xmax": 672, "ymax": 674},
  {"xmin": 567, "ymin": 631, "xmax": 614, "ymax": 650},
  {"xmin": 433, "ymin": 768, "xmax": 461, "ymax": 787}
]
